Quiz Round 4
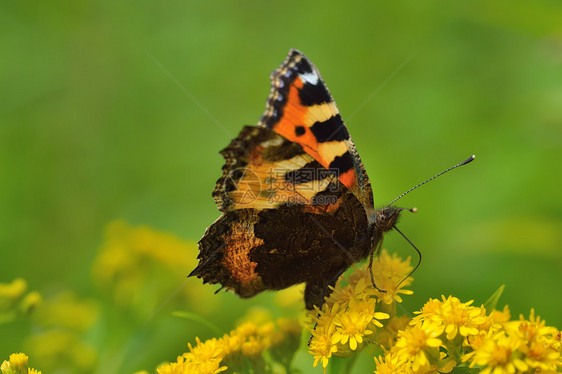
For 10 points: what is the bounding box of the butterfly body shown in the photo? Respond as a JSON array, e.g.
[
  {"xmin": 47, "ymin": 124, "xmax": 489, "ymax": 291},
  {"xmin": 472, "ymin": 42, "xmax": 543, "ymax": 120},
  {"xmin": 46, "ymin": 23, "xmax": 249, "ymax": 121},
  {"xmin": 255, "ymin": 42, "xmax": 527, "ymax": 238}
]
[{"xmin": 190, "ymin": 50, "xmax": 404, "ymax": 309}]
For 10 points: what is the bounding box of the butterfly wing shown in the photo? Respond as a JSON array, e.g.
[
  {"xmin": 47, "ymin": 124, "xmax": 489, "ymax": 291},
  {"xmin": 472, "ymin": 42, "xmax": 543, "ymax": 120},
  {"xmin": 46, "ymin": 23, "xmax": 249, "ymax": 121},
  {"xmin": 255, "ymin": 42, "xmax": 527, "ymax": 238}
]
[
  {"xmin": 258, "ymin": 49, "xmax": 375, "ymax": 218},
  {"xmin": 212, "ymin": 126, "xmax": 339, "ymax": 212},
  {"xmin": 192, "ymin": 126, "xmax": 371, "ymax": 309}
]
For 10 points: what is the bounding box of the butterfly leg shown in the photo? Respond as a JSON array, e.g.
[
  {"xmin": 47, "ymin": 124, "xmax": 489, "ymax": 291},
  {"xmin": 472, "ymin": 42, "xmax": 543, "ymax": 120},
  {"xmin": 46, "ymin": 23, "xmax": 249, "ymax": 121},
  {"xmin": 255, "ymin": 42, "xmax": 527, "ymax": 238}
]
[{"xmin": 368, "ymin": 240, "xmax": 387, "ymax": 294}]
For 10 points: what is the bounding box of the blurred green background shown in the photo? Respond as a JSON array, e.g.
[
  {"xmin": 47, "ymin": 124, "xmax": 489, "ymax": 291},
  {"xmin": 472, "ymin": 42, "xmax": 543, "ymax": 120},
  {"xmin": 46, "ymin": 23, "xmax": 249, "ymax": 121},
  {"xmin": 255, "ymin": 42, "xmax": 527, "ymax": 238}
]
[{"xmin": 1, "ymin": 0, "xmax": 561, "ymax": 373}]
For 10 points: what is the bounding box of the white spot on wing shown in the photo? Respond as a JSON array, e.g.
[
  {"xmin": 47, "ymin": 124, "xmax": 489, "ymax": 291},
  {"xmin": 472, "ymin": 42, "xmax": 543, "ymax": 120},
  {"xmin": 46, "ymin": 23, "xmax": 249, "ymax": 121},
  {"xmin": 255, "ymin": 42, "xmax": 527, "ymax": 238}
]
[
  {"xmin": 299, "ymin": 72, "xmax": 319, "ymax": 85},
  {"xmin": 261, "ymin": 136, "xmax": 284, "ymax": 147}
]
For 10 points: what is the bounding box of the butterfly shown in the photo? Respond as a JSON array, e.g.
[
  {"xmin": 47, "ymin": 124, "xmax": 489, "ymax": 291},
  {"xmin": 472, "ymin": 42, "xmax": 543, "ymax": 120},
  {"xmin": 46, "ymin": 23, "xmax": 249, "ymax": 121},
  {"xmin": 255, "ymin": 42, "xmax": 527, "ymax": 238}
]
[{"xmin": 190, "ymin": 49, "xmax": 415, "ymax": 310}]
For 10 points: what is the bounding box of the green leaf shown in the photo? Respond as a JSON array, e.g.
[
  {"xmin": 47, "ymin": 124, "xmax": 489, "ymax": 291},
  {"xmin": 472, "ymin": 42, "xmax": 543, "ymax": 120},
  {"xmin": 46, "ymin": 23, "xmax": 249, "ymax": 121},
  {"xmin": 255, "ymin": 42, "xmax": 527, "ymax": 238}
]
[
  {"xmin": 171, "ymin": 311, "xmax": 223, "ymax": 336},
  {"xmin": 483, "ymin": 284, "xmax": 505, "ymax": 312}
]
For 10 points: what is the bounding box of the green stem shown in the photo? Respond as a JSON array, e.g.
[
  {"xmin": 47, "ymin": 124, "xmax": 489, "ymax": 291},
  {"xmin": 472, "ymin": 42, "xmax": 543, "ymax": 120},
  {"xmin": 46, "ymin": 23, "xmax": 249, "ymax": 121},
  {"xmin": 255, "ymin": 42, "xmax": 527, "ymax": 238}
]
[{"xmin": 328, "ymin": 354, "xmax": 359, "ymax": 374}]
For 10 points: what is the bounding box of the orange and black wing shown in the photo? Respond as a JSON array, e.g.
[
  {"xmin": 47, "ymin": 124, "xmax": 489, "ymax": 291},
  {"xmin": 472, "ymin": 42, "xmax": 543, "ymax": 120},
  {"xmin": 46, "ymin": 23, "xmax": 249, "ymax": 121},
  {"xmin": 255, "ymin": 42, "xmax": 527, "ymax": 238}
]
[{"xmin": 258, "ymin": 49, "xmax": 374, "ymax": 218}]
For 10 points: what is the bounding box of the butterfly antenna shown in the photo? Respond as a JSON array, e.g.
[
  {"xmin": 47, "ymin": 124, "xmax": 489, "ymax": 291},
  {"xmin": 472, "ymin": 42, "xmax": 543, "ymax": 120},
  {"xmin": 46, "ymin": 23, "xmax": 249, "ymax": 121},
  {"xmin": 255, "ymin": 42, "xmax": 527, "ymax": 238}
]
[
  {"xmin": 387, "ymin": 155, "xmax": 475, "ymax": 207},
  {"xmin": 392, "ymin": 225, "xmax": 421, "ymax": 290}
]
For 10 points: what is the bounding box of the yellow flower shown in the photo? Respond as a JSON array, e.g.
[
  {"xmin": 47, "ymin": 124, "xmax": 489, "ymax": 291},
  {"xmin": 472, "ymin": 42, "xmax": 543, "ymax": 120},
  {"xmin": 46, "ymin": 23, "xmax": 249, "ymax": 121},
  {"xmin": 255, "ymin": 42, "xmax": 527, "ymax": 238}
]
[
  {"xmin": 1, "ymin": 353, "xmax": 28, "ymax": 374},
  {"xmin": 347, "ymin": 250, "xmax": 414, "ymax": 305},
  {"xmin": 502, "ymin": 310, "xmax": 561, "ymax": 371},
  {"xmin": 219, "ymin": 333, "xmax": 243, "ymax": 356},
  {"xmin": 309, "ymin": 302, "xmax": 339, "ymax": 334},
  {"xmin": 376, "ymin": 315, "xmax": 411, "ymax": 349},
  {"xmin": 187, "ymin": 337, "xmax": 225, "ymax": 362},
  {"xmin": 331, "ymin": 300, "xmax": 389, "ymax": 350},
  {"xmin": 463, "ymin": 330, "xmax": 494, "ymax": 362},
  {"xmin": 374, "ymin": 351, "xmax": 408, "ymax": 374},
  {"xmin": 522, "ymin": 336, "xmax": 561, "ymax": 371},
  {"xmin": 468, "ymin": 331, "xmax": 529, "ymax": 374},
  {"xmin": 0, "ymin": 353, "xmax": 42, "ymax": 374},
  {"xmin": 394, "ymin": 323, "xmax": 445, "ymax": 372},
  {"xmin": 241, "ymin": 336, "xmax": 265, "ymax": 357},
  {"xmin": 255, "ymin": 321, "xmax": 276, "ymax": 349},
  {"xmin": 306, "ymin": 250, "xmax": 414, "ymax": 370},
  {"xmin": 331, "ymin": 308, "xmax": 373, "ymax": 350},
  {"xmin": 163, "ymin": 317, "xmax": 301, "ymax": 373},
  {"xmin": 233, "ymin": 321, "xmax": 258, "ymax": 338},
  {"xmin": 157, "ymin": 354, "xmax": 226, "ymax": 374},
  {"xmin": 412, "ymin": 296, "xmax": 487, "ymax": 340},
  {"xmin": 507, "ymin": 309, "xmax": 558, "ymax": 343},
  {"xmin": 309, "ymin": 324, "xmax": 338, "ymax": 370},
  {"xmin": 473, "ymin": 304, "xmax": 511, "ymax": 334},
  {"xmin": 181, "ymin": 336, "xmax": 229, "ymax": 374},
  {"xmin": 308, "ymin": 290, "xmax": 390, "ymax": 363},
  {"xmin": 412, "ymin": 297, "xmax": 442, "ymax": 321},
  {"xmin": 327, "ymin": 275, "xmax": 370, "ymax": 307},
  {"xmin": 489, "ymin": 305, "xmax": 511, "ymax": 324},
  {"xmin": 376, "ymin": 348, "xmax": 455, "ymax": 374}
]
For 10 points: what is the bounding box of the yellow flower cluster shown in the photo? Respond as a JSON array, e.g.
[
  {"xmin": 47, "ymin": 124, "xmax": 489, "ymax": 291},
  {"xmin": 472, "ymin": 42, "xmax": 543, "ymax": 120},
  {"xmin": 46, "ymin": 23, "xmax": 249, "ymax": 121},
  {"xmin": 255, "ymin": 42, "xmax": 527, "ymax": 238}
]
[
  {"xmin": 91, "ymin": 221, "xmax": 217, "ymax": 315},
  {"xmin": 1, "ymin": 353, "xmax": 41, "ymax": 374},
  {"xmin": 308, "ymin": 249, "xmax": 413, "ymax": 370},
  {"xmin": 374, "ymin": 295, "xmax": 562, "ymax": 374},
  {"xmin": 303, "ymin": 249, "xmax": 561, "ymax": 374},
  {"xmin": 0, "ymin": 279, "xmax": 41, "ymax": 323},
  {"xmin": 467, "ymin": 309, "xmax": 561, "ymax": 373},
  {"xmin": 156, "ymin": 318, "xmax": 301, "ymax": 374}
]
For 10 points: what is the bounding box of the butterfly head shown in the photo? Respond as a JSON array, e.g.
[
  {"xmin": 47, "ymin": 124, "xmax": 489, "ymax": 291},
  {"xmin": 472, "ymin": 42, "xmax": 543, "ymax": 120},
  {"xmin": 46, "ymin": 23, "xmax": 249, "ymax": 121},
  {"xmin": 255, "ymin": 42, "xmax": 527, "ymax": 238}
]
[
  {"xmin": 372, "ymin": 206, "xmax": 415, "ymax": 233},
  {"xmin": 373, "ymin": 206, "xmax": 402, "ymax": 233}
]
